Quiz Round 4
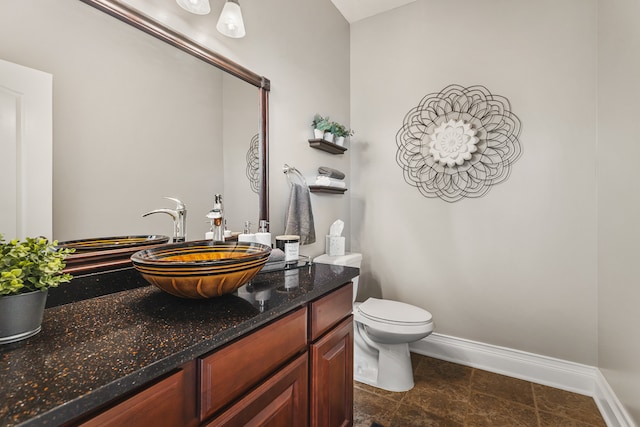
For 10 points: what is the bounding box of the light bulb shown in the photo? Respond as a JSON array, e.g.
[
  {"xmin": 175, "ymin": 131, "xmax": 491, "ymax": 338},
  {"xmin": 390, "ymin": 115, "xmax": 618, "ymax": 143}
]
[
  {"xmin": 176, "ymin": 0, "xmax": 211, "ymax": 15},
  {"xmin": 216, "ymin": 0, "xmax": 246, "ymax": 38}
]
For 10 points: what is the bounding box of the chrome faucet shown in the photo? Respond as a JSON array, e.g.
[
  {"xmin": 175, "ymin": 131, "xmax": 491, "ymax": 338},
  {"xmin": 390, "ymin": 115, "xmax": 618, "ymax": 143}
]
[{"xmin": 143, "ymin": 197, "xmax": 187, "ymax": 243}]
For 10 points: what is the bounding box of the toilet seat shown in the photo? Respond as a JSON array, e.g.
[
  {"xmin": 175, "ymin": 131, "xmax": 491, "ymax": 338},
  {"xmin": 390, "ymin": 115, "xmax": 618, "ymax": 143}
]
[{"xmin": 357, "ymin": 298, "xmax": 433, "ymax": 327}]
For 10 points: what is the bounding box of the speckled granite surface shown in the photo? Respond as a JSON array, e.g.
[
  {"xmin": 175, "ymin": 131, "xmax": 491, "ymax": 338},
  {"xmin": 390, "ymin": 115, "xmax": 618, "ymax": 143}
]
[{"xmin": 0, "ymin": 263, "xmax": 358, "ymax": 427}]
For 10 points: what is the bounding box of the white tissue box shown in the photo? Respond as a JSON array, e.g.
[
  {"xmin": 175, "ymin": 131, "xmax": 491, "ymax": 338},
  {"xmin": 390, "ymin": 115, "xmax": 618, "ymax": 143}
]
[{"xmin": 326, "ymin": 235, "xmax": 345, "ymax": 256}]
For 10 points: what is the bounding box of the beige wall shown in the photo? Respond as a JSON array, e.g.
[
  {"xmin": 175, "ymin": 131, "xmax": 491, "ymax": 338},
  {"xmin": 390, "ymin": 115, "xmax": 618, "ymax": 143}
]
[
  {"xmin": 217, "ymin": 0, "xmax": 352, "ymax": 256},
  {"xmin": 0, "ymin": 0, "xmax": 350, "ymax": 249},
  {"xmin": 114, "ymin": 0, "xmax": 352, "ymax": 256},
  {"xmin": 126, "ymin": 0, "xmax": 352, "ymax": 255},
  {"xmin": 598, "ymin": 0, "xmax": 640, "ymax": 422},
  {"xmin": 350, "ymin": 0, "xmax": 599, "ymax": 364},
  {"xmin": 0, "ymin": 0, "xmax": 226, "ymax": 241}
]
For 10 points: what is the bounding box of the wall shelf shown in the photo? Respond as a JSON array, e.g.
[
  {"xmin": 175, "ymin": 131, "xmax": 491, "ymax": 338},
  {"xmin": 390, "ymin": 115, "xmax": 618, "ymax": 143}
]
[
  {"xmin": 309, "ymin": 186, "xmax": 347, "ymax": 194},
  {"xmin": 308, "ymin": 139, "xmax": 347, "ymax": 154}
]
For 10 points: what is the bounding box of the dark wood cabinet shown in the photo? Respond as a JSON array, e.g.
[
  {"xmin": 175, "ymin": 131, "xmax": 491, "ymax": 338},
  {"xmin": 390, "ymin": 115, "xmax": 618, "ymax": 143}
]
[
  {"xmin": 77, "ymin": 361, "xmax": 198, "ymax": 427},
  {"xmin": 310, "ymin": 316, "xmax": 354, "ymax": 427},
  {"xmin": 199, "ymin": 308, "xmax": 307, "ymax": 420},
  {"xmin": 205, "ymin": 353, "xmax": 309, "ymax": 427},
  {"xmin": 309, "ymin": 283, "xmax": 353, "ymax": 341},
  {"xmin": 76, "ymin": 282, "xmax": 353, "ymax": 427}
]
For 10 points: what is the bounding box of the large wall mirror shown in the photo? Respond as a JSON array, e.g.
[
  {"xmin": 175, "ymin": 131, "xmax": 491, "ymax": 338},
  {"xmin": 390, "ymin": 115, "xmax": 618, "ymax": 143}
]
[{"xmin": 0, "ymin": 0, "xmax": 269, "ymax": 249}]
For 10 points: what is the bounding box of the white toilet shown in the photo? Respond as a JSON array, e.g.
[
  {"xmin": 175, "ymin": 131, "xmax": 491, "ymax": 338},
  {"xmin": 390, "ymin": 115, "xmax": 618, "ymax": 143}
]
[{"xmin": 314, "ymin": 253, "xmax": 434, "ymax": 392}]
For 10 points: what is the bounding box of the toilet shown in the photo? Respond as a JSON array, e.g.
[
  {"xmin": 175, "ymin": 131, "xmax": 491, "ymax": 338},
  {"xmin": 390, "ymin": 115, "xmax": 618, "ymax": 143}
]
[{"xmin": 313, "ymin": 253, "xmax": 434, "ymax": 392}]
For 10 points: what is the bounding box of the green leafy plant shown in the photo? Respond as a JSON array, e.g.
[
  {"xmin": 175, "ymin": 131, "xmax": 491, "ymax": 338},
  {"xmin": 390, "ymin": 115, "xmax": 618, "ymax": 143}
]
[
  {"xmin": 312, "ymin": 114, "xmax": 332, "ymax": 132},
  {"xmin": 0, "ymin": 235, "xmax": 74, "ymax": 296},
  {"xmin": 328, "ymin": 122, "xmax": 339, "ymax": 135},
  {"xmin": 332, "ymin": 122, "xmax": 355, "ymax": 138}
]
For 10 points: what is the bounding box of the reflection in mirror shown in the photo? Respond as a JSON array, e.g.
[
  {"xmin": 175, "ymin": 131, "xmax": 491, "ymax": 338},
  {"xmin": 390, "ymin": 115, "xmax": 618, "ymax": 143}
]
[{"xmin": 0, "ymin": 0, "xmax": 268, "ymax": 246}]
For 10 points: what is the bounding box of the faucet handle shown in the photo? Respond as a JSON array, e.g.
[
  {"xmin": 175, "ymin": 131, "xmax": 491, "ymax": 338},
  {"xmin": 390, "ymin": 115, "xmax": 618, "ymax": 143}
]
[{"xmin": 164, "ymin": 197, "xmax": 186, "ymax": 211}]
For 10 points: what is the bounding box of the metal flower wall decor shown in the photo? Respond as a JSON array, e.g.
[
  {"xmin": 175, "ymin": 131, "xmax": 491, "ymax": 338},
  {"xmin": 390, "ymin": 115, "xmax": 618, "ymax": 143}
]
[
  {"xmin": 396, "ymin": 84, "xmax": 522, "ymax": 202},
  {"xmin": 246, "ymin": 133, "xmax": 260, "ymax": 194}
]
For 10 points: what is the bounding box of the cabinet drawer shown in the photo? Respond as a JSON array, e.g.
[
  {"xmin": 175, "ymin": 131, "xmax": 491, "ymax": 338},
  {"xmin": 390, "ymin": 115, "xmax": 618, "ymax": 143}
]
[
  {"xmin": 78, "ymin": 363, "xmax": 196, "ymax": 427},
  {"xmin": 199, "ymin": 307, "xmax": 307, "ymax": 420},
  {"xmin": 309, "ymin": 283, "xmax": 353, "ymax": 341},
  {"xmin": 205, "ymin": 353, "xmax": 309, "ymax": 427}
]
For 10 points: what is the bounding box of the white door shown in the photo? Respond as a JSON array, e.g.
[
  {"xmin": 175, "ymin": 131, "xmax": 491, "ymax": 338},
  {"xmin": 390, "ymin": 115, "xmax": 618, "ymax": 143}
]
[{"xmin": 0, "ymin": 59, "xmax": 52, "ymax": 240}]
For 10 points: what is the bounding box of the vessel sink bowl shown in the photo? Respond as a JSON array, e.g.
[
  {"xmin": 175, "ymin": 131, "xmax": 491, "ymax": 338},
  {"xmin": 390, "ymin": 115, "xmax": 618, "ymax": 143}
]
[
  {"xmin": 58, "ymin": 235, "xmax": 170, "ymax": 252},
  {"xmin": 131, "ymin": 240, "xmax": 272, "ymax": 298}
]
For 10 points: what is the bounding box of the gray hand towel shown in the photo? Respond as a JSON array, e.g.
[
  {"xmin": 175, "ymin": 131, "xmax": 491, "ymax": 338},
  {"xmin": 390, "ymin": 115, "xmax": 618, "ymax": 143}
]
[
  {"xmin": 284, "ymin": 183, "xmax": 316, "ymax": 245},
  {"xmin": 317, "ymin": 166, "xmax": 345, "ymax": 180}
]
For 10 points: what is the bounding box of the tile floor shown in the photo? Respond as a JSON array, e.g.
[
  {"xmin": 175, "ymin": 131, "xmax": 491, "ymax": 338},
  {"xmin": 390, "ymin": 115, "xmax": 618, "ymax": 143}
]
[{"xmin": 354, "ymin": 353, "xmax": 606, "ymax": 427}]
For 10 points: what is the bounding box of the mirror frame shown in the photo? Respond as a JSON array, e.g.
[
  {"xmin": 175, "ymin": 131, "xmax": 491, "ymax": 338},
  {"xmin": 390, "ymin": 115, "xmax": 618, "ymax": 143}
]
[{"xmin": 65, "ymin": 0, "xmax": 270, "ymax": 274}]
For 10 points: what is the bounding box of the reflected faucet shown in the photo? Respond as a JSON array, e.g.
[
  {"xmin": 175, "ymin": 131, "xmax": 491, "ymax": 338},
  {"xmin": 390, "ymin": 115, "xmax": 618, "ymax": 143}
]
[
  {"xmin": 205, "ymin": 194, "xmax": 224, "ymax": 242},
  {"xmin": 143, "ymin": 197, "xmax": 187, "ymax": 243}
]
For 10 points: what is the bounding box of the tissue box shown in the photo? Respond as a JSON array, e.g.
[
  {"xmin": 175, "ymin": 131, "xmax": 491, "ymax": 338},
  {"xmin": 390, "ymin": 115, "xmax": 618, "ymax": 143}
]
[{"xmin": 325, "ymin": 235, "xmax": 345, "ymax": 256}]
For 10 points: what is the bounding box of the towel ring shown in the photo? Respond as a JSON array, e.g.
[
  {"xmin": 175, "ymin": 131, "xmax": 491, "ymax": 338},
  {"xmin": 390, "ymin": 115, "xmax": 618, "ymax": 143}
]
[{"xmin": 283, "ymin": 164, "xmax": 309, "ymax": 189}]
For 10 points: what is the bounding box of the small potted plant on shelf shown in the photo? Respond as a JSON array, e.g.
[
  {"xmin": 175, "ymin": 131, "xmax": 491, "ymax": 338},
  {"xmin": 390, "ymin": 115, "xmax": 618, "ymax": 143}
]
[
  {"xmin": 332, "ymin": 122, "xmax": 354, "ymax": 146},
  {"xmin": 311, "ymin": 114, "xmax": 332, "ymax": 141},
  {"xmin": 0, "ymin": 235, "xmax": 74, "ymax": 344}
]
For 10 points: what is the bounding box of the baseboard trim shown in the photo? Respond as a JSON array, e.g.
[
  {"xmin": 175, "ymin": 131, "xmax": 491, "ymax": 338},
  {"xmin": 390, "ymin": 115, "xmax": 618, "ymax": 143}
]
[
  {"xmin": 410, "ymin": 333, "xmax": 635, "ymax": 427},
  {"xmin": 594, "ymin": 369, "xmax": 637, "ymax": 427}
]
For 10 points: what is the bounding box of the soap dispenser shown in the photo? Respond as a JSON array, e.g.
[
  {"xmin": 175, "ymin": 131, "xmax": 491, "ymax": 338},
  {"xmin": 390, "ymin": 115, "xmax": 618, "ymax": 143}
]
[
  {"xmin": 206, "ymin": 194, "xmax": 224, "ymax": 241},
  {"xmin": 255, "ymin": 220, "xmax": 271, "ymax": 247},
  {"xmin": 238, "ymin": 221, "xmax": 256, "ymax": 243}
]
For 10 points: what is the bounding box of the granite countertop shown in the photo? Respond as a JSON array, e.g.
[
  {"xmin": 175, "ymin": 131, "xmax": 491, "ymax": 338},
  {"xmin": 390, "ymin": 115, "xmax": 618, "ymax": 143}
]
[{"xmin": 0, "ymin": 262, "xmax": 358, "ymax": 427}]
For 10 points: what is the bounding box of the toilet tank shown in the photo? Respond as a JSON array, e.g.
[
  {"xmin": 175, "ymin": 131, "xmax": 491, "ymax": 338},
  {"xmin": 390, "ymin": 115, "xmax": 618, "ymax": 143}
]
[{"xmin": 313, "ymin": 253, "xmax": 362, "ymax": 302}]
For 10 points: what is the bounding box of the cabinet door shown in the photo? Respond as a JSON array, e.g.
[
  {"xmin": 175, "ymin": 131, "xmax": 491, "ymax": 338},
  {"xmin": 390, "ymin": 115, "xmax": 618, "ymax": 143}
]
[
  {"xmin": 199, "ymin": 307, "xmax": 307, "ymax": 420},
  {"xmin": 205, "ymin": 353, "xmax": 308, "ymax": 427},
  {"xmin": 310, "ymin": 316, "xmax": 354, "ymax": 427},
  {"xmin": 78, "ymin": 362, "xmax": 197, "ymax": 427}
]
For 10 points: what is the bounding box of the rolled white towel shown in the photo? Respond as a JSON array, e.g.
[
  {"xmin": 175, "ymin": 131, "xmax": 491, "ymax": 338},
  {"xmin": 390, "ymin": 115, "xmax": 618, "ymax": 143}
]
[{"xmin": 314, "ymin": 176, "xmax": 346, "ymax": 188}]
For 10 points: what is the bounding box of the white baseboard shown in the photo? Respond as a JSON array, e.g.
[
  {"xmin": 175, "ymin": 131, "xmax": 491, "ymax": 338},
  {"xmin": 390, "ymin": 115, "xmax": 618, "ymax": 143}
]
[
  {"xmin": 594, "ymin": 369, "xmax": 637, "ymax": 427},
  {"xmin": 409, "ymin": 333, "xmax": 636, "ymax": 427}
]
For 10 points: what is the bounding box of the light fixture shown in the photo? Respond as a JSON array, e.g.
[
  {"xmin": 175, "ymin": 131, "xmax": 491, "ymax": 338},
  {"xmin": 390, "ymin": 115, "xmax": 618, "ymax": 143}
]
[
  {"xmin": 176, "ymin": 0, "xmax": 211, "ymax": 15},
  {"xmin": 216, "ymin": 0, "xmax": 246, "ymax": 38}
]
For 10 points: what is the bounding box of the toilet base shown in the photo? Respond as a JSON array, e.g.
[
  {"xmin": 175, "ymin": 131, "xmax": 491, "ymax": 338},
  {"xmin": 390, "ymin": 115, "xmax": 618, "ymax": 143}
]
[{"xmin": 354, "ymin": 326, "xmax": 415, "ymax": 392}]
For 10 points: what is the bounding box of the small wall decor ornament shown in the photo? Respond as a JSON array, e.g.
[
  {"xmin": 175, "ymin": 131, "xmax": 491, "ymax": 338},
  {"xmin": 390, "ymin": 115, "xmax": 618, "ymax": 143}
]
[
  {"xmin": 246, "ymin": 133, "xmax": 260, "ymax": 194},
  {"xmin": 395, "ymin": 84, "xmax": 522, "ymax": 202}
]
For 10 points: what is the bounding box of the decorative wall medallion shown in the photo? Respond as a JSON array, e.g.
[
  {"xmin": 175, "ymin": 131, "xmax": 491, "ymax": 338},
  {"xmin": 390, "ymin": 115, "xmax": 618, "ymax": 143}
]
[
  {"xmin": 429, "ymin": 119, "xmax": 479, "ymax": 167},
  {"xmin": 396, "ymin": 84, "xmax": 522, "ymax": 202},
  {"xmin": 246, "ymin": 133, "xmax": 260, "ymax": 194}
]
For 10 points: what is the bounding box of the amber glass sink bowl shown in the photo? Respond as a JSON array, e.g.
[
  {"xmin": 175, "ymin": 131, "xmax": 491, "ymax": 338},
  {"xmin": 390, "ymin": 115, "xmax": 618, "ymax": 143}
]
[
  {"xmin": 131, "ymin": 240, "xmax": 272, "ymax": 298},
  {"xmin": 58, "ymin": 235, "xmax": 170, "ymax": 252}
]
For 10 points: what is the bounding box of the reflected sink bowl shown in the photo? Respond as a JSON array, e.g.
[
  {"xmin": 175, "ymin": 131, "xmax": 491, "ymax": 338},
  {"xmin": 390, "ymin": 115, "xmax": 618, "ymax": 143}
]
[
  {"xmin": 131, "ymin": 240, "xmax": 272, "ymax": 298},
  {"xmin": 58, "ymin": 235, "xmax": 170, "ymax": 252}
]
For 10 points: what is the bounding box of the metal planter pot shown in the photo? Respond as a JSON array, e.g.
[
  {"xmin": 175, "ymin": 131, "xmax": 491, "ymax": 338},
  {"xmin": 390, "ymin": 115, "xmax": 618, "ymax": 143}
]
[{"xmin": 0, "ymin": 289, "xmax": 48, "ymax": 344}]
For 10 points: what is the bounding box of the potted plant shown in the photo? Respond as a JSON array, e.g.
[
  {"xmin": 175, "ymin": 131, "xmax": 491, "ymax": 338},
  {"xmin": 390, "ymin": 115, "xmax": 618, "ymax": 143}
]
[
  {"xmin": 311, "ymin": 114, "xmax": 332, "ymax": 140},
  {"xmin": 0, "ymin": 235, "xmax": 74, "ymax": 344},
  {"xmin": 332, "ymin": 122, "xmax": 354, "ymax": 146}
]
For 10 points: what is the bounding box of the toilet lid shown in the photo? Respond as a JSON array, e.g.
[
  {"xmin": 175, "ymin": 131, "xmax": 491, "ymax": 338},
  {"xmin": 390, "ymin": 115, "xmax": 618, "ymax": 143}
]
[{"xmin": 357, "ymin": 298, "xmax": 432, "ymax": 326}]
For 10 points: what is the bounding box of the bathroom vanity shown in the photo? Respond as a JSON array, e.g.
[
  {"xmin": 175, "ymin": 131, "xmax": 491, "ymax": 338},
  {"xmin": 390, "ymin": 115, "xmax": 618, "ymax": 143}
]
[{"xmin": 0, "ymin": 263, "xmax": 358, "ymax": 427}]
